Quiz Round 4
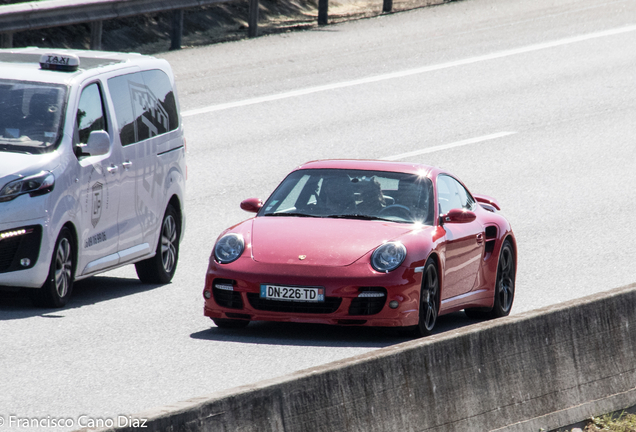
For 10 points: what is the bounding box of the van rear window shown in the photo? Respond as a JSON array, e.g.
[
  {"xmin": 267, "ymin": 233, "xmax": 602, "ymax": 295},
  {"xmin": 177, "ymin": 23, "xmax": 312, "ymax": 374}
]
[{"xmin": 107, "ymin": 69, "xmax": 178, "ymax": 146}]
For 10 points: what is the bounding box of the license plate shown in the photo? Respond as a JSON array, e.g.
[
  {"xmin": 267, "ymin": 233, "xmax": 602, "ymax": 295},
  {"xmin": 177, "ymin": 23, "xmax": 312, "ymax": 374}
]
[{"xmin": 260, "ymin": 284, "xmax": 325, "ymax": 302}]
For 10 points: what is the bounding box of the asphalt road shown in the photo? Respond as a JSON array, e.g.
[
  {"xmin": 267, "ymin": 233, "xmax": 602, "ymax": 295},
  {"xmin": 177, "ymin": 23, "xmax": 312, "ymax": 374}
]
[{"xmin": 1, "ymin": 0, "xmax": 635, "ymax": 429}]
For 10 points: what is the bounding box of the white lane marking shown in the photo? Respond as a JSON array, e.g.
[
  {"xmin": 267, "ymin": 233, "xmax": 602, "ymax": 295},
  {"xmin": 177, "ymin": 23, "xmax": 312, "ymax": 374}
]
[
  {"xmin": 182, "ymin": 24, "xmax": 636, "ymax": 117},
  {"xmin": 382, "ymin": 131, "xmax": 517, "ymax": 161}
]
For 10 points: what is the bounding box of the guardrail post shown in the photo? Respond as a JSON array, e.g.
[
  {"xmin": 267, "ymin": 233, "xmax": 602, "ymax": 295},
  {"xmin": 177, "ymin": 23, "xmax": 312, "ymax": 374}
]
[
  {"xmin": 248, "ymin": 0, "xmax": 259, "ymax": 37},
  {"xmin": 1, "ymin": 33, "xmax": 13, "ymax": 48},
  {"xmin": 90, "ymin": 20, "xmax": 102, "ymax": 50},
  {"xmin": 382, "ymin": 0, "xmax": 392, "ymax": 12},
  {"xmin": 318, "ymin": 0, "xmax": 328, "ymax": 25},
  {"xmin": 170, "ymin": 9, "xmax": 184, "ymax": 50}
]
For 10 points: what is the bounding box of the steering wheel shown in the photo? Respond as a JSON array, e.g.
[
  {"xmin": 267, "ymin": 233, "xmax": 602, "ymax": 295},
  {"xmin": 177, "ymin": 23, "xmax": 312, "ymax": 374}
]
[{"xmin": 379, "ymin": 204, "xmax": 413, "ymax": 220}]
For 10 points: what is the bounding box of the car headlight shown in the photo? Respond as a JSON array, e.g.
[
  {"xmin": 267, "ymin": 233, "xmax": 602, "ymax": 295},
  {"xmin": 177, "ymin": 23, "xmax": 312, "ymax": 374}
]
[
  {"xmin": 371, "ymin": 242, "xmax": 407, "ymax": 273},
  {"xmin": 214, "ymin": 233, "xmax": 245, "ymax": 264},
  {"xmin": 0, "ymin": 171, "xmax": 55, "ymax": 202}
]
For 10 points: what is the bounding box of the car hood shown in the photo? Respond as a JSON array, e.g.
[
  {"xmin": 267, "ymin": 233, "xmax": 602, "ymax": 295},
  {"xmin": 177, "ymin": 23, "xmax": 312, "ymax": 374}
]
[
  {"xmin": 250, "ymin": 217, "xmax": 420, "ymax": 266},
  {"xmin": 0, "ymin": 151, "xmax": 56, "ymax": 183}
]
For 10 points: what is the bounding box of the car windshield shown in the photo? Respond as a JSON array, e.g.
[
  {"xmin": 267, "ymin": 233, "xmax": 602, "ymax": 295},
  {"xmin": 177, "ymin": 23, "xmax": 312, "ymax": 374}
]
[
  {"xmin": 261, "ymin": 168, "xmax": 435, "ymax": 225},
  {"xmin": 0, "ymin": 79, "xmax": 67, "ymax": 154}
]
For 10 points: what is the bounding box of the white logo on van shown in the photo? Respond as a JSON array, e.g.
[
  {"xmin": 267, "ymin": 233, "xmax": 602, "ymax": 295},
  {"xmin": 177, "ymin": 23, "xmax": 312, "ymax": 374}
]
[{"xmin": 91, "ymin": 182, "xmax": 103, "ymax": 228}]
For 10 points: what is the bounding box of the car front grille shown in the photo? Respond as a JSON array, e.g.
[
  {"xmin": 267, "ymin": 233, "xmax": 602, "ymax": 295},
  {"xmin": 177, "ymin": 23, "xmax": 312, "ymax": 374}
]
[
  {"xmin": 247, "ymin": 293, "xmax": 342, "ymax": 314},
  {"xmin": 0, "ymin": 226, "xmax": 42, "ymax": 273},
  {"xmin": 348, "ymin": 287, "xmax": 387, "ymax": 315},
  {"xmin": 212, "ymin": 279, "xmax": 243, "ymax": 309}
]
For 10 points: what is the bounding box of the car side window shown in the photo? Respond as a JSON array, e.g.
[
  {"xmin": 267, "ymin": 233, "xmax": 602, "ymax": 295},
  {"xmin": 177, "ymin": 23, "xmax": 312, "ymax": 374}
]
[
  {"xmin": 73, "ymin": 82, "xmax": 107, "ymax": 150},
  {"xmin": 437, "ymin": 175, "xmax": 474, "ymax": 214}
]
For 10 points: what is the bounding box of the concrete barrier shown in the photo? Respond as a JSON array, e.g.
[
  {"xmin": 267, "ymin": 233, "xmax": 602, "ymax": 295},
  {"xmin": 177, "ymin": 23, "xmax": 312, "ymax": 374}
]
[{"xmin": 83, "ymin": 283, "xmax": 636, "ymax": 432}]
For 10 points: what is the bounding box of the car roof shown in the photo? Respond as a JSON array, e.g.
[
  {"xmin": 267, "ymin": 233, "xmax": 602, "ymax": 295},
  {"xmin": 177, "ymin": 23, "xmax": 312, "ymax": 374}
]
[
  {"xmin": 294, "ymin": 159, "xmax": 444, "ymax": 178},
  {"xmin": 0, "ymin": 47, "xmax": 162, "ymax": 85}
]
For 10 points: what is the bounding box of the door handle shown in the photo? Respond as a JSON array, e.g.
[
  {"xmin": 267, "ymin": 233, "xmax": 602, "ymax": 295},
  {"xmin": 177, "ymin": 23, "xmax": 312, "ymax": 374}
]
[
  {"xmin": 476, "ymin": 233, "xmax": 484, "ymax": 244},
  {"xmin": 107, "ymin": 164, "xmax": 118, "ymax": 174},
  {"xmin": 122, "ymin": 161, "xmax": 133, "ymax": 170}
]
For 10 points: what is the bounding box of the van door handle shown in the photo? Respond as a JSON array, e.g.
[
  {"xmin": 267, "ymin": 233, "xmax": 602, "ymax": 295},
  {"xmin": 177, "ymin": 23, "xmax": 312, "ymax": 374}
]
[
  {"xmin": 122, "ymin": 161, "xmax": 133, "ymax": 170},
  {"xmin": 107, "ymin": 164, "xmax": 118, "ymax": 174},
  {"xmin": 476, "ymin": 233, "xmax": 484, "ymax": 244}
]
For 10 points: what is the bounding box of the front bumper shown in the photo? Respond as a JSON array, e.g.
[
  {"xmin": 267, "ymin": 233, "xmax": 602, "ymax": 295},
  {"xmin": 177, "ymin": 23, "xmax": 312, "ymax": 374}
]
[
  {"xmin": 203, "ymin": 257, "xmax": 423, "ymax": 328},
  {"xmin": 0, "ymin": 222, "xmax": 50, "ymax": 288}
]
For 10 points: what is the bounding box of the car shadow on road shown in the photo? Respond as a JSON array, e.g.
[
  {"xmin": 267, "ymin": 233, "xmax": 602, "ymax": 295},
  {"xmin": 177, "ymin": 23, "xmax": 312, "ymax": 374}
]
[
  {"xmin": 190, "ymin": 312, "xmax": 480, "ymax": 348},
  {"xmin": 0, "ymin": 276, "xmax": 165, "ymax": 320}
]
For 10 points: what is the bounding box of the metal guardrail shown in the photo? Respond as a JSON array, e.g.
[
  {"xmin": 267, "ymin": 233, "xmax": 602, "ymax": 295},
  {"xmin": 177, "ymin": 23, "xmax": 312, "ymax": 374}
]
[{"xmin": 0, "ymin": 0, "xmax": 395, "ymax": 51}]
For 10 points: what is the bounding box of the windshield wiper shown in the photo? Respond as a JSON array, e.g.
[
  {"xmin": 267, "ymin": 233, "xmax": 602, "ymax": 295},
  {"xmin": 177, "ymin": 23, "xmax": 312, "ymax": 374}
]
[
  {"xmin": 325, "ymin": 214, "xmax": 396, "ymax": 222},
  {"xmin": 263, "ymin": 212, "xmax": 320, "ymax": 218},
  {"xmin": 0, "ymin": 145, "xmax": 31, "ymax": 154}
]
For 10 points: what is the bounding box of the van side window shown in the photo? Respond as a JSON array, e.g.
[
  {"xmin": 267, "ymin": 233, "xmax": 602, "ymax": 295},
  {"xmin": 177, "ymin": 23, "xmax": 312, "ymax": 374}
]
[
  {"xmin": 74, "ymin": 82, "xmax": 106, "ymax": 149},
  {"xmin": 107, "ymin": 70, "xmax": 178, "ymax": 147},
  {"xmin": 140, "ymin": 70, "xmax": 179, "ymax": 132}
]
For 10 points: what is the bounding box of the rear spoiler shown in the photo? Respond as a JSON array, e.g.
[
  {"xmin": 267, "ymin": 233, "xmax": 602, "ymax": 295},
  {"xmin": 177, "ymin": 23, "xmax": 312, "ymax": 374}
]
[{"xmin": 473, "ymin": 194, "xmax": 501, "ymax": 212}]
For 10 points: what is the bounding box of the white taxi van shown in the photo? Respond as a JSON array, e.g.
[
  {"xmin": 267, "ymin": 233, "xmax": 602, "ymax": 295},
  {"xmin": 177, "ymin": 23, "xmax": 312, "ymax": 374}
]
[{"xmin": 0, "ymin": 48, "xmax": 186, "ymax": 307}]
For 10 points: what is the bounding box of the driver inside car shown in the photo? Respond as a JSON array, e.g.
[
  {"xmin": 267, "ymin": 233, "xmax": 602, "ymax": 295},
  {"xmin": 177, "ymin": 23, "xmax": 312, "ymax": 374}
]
[
  {"xmin": 395, "ymin": 179, "xmax": 431, "ymax": 223},
  {"xmin": 317, "ymin": 174, "xmax": 357, "ymax": 215},
  {"xmin": 355, "ymin": 177, "xmax": 386, "ymax": 214}
]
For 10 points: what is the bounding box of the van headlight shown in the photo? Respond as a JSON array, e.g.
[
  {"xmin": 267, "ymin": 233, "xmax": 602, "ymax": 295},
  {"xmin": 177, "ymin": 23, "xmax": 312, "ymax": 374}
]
[
  {"xmin": 0, "ymin": 171, "xmax": 55, "ymax": 202},
  {"xmin": 371, "ymin": 242, "xmax": 406, "ymax": 273},
  {"xmin": 214, "ymin": 233, "xmax": 245, "ymax": 264}
]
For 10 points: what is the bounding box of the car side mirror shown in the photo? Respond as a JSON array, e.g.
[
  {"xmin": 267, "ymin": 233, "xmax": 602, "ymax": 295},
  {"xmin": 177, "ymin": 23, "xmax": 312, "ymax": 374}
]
[
  {"xmin": 441, "ymin": 208, "xmax": 476, "ymax": 224},
  {"xmin": 240, "ymin": 198, "xmax": 263, "ymax": 213},
  {"xmin": 78, "ymin": 130, "xmax": 110, "ymax": 157}
]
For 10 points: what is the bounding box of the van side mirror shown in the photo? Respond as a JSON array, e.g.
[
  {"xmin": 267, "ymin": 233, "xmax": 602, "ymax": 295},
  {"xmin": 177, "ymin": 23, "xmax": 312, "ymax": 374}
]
[
  {"xmin": 78, "ymin": 130, "xmax": 110, "ymax": 157},
  {"xmin": 241, "ymin": 198, "xmax": 263, "ymax": 213}
]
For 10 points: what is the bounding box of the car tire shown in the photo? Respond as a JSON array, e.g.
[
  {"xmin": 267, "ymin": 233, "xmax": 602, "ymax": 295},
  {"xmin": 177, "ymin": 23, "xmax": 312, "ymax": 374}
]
[
  {"xmin": 213, "ymin": 318, "xmax": 250, "ymax": 329},
  {"xmin": 32, "ymin": 227, "xmax": 75, "ymax": 308},
  {"xmin": 464, "ymin": 239, "xmax": 515, "ymax": 320},
  {"xmin": 414, "ymin": 258, "xmax": 439, "ymax": 337},
  {"xmin": 135, "ymin": 204, "xmax": 180, "ymax": 284},
  {"xmin": 490, "ymin": 240, "xmax": 515, "ymax": 318}
]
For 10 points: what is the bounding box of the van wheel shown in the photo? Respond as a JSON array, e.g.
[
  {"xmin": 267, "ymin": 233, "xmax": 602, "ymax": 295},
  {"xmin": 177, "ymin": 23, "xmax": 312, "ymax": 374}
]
[
  {"xmin": 32, "ymin": 227, "xmax": 75, "ymax": 308},
  {"xmin": 135, "ymin": 204, "xmax": 180, "ymax": 284}
]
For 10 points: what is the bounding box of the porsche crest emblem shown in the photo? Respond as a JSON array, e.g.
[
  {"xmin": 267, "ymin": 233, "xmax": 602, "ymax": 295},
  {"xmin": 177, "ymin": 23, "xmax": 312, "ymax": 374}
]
[{"xmin": 298, "ymin": 255, "xmax": 307, "ymax": 260}]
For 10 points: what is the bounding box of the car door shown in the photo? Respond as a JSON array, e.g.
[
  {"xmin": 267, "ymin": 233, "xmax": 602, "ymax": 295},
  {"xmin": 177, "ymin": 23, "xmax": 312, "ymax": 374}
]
[
  {"xmin": 106, "ymin": 70, "xmax": 178, "ymax": 263},
  {"xmin": 437, "ymin": 174, "xmax": 484, "ymax": 300},
  {"xmin": 74, "ymin": 81, "xmax": 122, "ymax": 276},
  {"xmin": 105, "ymin": 71, "xmax": 149, "ymax": 261}
]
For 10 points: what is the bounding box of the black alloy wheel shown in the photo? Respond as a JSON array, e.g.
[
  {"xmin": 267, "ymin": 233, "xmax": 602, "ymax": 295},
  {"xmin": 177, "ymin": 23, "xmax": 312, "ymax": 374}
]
[
  {"xmin": 491, "ymin": 240, "xmax": 515, "ymax": 318},
  {"xmin": 464, "ymin": 239, "xmax": 515, "ymax": 320},
  {"xmin": 415, "ymin": 258, "xmax": 439, "ymax": 337}
]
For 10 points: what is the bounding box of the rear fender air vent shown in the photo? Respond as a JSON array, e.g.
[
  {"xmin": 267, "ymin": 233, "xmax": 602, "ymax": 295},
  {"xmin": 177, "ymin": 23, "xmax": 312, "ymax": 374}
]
[{"xmin": 484, "ymin": 226, "xmax": 498, "ymax": 255}]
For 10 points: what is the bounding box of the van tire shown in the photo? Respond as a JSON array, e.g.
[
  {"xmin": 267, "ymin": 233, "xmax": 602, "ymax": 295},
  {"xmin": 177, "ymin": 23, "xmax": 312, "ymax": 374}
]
[
  {"xmin": 135, "ymin": 204, "xmax": 180, "ymax": 284},
  {"xmin": 32, "ymin": 227, "xmax": 75, "ymax": 308}
]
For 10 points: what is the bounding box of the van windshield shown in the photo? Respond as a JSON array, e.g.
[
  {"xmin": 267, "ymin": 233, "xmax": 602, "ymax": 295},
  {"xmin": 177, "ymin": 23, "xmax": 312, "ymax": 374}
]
[{"xmin": 0, "ymin": 79, "xmax": 67, "ymax": 154}]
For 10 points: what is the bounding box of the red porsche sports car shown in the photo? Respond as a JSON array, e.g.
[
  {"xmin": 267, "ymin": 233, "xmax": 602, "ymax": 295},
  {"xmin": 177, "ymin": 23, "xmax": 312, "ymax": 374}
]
[{"xmin": 203, "ymin": 160, "xmax": 516, "ymax": 336}]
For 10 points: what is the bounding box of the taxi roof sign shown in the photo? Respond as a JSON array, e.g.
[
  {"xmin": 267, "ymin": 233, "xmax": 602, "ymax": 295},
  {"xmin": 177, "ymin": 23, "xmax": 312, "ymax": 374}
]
[{"xmin": 39, "ymin": 53, "xmax": 80, "ymax": 72}]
